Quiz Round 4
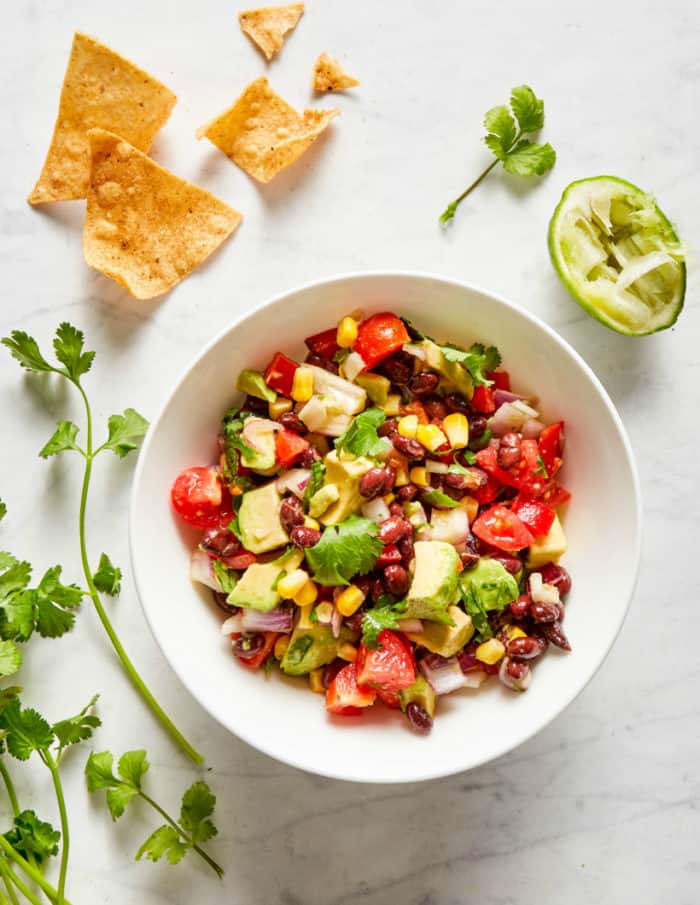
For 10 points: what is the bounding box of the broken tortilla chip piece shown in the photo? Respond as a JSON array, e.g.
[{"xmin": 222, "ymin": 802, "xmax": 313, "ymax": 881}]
[
  {"xmin": 239, "ymin": 3, "xmax": 304, "ymax": 60},
  {"xmin": 83, "ymin": 130, "xmax": 242, "ymax": 300},
  {"xmin": 29, "ymin": 32, "xmax": 176, "ymax": 205},
  {"xmin": 196, "ymin": 77, "xmax": 339, "ymax": 184},
  {"xmin": 312, "ymin": 53, "xmax": 359, "ymax": 93}
]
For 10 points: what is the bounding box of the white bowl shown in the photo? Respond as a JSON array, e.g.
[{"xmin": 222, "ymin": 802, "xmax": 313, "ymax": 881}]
[{"xmin": 130, "ymin": 272, "xmax": 641, "ymax": 783}]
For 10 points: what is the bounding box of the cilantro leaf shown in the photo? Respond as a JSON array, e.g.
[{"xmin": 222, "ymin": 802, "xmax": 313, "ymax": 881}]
[
  {"xmin": 52, "ymin": 694, "xmax": 100, "ymax": 753},
  {"xmin": 85, "ymin": 750, "xmax": 142, "ymax": 819},
  {"xmin": 0, "ymin": 591, "xmax": 36, "ymax": 642},
  {"xmin": 221, "ymin": 409, "xmax": 256, "ymax": 481},
  {"xmin": 34, "ymin": 566, "xmax": 82, "ymax": 638},
  {"xmin": 117, "ymin": 749, "xmax": 149, "ymax": 789},
  {"xmin": 85, "ymin": 750, "xmax": 120, "ymax": 791},
  {"xmin": 0, "ymin": 640, "xmax": 22, "ymax": 678},
  {"xmin": 440, "ymin": 342, "xmax": 501, "ymax": 386},
  {"xmin": 303, "ymin": 460, "xmax": 326, "ymax": 510},
  {"xmin": 483, "ymin": 105, "xmax": 516, "ymax": 160},
  {"xmin": 335, "ymin": 408, "xmax": 391, "ymax": 459},
  {"xmin": 510, "ymin": 85, "xmax": 544, "ymax": 133},
  {"xmin": 1, "ymin": 331, "xmax": 54, "ymax": 373},
  {"xmin": 502, "ymin": 140, "xmax": 556, "ymax": 177},
  {"xmin": 102, "ymin": 408, "xmax": 149, "ymax": 458},
  {"xmin": 535, "ymin": 454, "xmax": 549, "ymax": 478},
  {"xmin": 39, "ymin": 421, "xmax": 82, "ymax": 459},
  {"xmin": 93, "ymin": 553, "xmax": 122, "ymax": 596},
  {"xmin": 212, "ymin": 560, "xmax": 237, "ymax": 595},
  {"xmin": 0, "ymin": 700, "xmax": 54, "ymax": 760},
  {"xmin": 361, "ymin": 604, "xmax": 402, "ymax": 649},
  {"xmin": 180, "ymin": 782, "xmax": 217, "ymax": 845},
  {"xmin": 0, "ymin": 560, "xmax": 31, "ymax": 600},
  {"xmin": 420, "ymin": 489, "xmax": 461, "ymax": 509},
  {"xmin": 53, "ymin": 323, "xmax": 95, "ymax": 383},
  {"xmin": 305, "ymin": 516, "xmax": 383, "ymax": 586},
  {"xmin": 0, "ymin": 500, "xmax": 6, "ymax": 522},
  {"xmin": 4, "ymin": 810, "xmax": 60, "ymax": 865},
  {"xmin": 136, "ymin": 825, "xmax": 189, "ymax": 866},
  {"xmin": 459, "ymin": 561, "xmax": 519, "ymax": 642}
]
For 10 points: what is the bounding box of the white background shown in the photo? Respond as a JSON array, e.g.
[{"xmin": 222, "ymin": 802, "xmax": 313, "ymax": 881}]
[{"xmin": 1, "ymin": 1, "xmax": 698, "ymax": 903}]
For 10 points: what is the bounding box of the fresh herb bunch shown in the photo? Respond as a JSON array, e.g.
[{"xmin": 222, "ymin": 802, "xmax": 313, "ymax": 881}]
[
  {"xmin": 440, "ymin": 84, "xmax": 556, "ymax": 224},
  {"xmin": 2, "ymin": 324, "xmax": 201, "ymax": 764},
  {"xmin": 85, "ymin": 750, "xmax": 223, "ymax": 878}
]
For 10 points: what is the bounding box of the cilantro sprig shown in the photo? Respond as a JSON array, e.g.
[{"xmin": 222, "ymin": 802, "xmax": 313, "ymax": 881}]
[
  {"xmin": 305, "ymin": 516, "xmax": 383, "ymax": 586},
  {"xmin": 335, "ymin": 408, "xmax": 391, "ymax": 459},
  {"xmin": 361, "ymin": 596, "xmax": 407, "ymax": 649},
  {"xmin": 440, "ymin": 342, "xmax": 501, "ymax": 387},
  {"xmin": 85, "ymin": 750, "xmax": 222, "ymax": 878},
  {"xmin": 303, "ymin": 460, "xmax": 326, "ymax": 510},
  {"xmin": 2, "ymin": 324, "xmax": 201, "ymax": 765},
  {"xmin": 440, "ymin": 85, "xmax": 556, "ymax": 224}
]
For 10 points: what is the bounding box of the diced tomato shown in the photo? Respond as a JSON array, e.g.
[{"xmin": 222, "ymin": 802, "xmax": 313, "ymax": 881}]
[
  {"xmin": 476, "ymin": 441, "xmax": 548, "ymax": 498},
  {"xmin": 376, "ymin": 544, "xmax": 402, "ymax": 567},
  {"xmin": 171, "ymin": 466, "xmax": 225, "ymax": 528},
  {"xmin": 237, "ymin": 632, "xmax": 278, "ymax": 671},
  {"xmin": 220, "ymin": 551, "xmax": 257, "ymax": 569},
  {"xmin": 275, "ymin": 429, "xmax": 310, "ymax": 467},
  {"xmin": 471, "ymin": 385, "xmax": 496, "ymax": 414},
  {"xmin": 472, "ymin": 504, "xmax": 535, "ymax": 552},
  {"xmin": 356, "ymin": 630, "xmax": 416, "ymax": 692},
  {"xmin": 305, "ymin": 327, "xmax": 340, "ymax": 361},
  {"xmin": 326, "ymin": 662, "xmax": 377, "ymax": 715},
  {"xmin": 510, "ymin": 495, "xmax": 555, "ymax": 538},
  {"xmin": 354, "ymin": 313, "xmax": 410, "ymax": 369},
  {"xmin": 470, "ymin": 470, "xmax": 501, "ymax": 504},
  {"xmin": 264, "ymin": 352, "xmax": 299, "ymax": 397},
  {"xmin": 476, "ymin": 447, "xmax": 517, "ymax": 486},
  {"xmin": 376, "ymin": 687, "xmax": 402, "ymax": 709},
  {"xmin": 538, "ymin": 421, "xmax": 565, "ymax": 478},
  {"xmin": 487, "ymin": 370, "xmax": 511, "ymax": 392},
  {"xmin": 541, "ymin": 482, "xmax": 572, "ymax": 508}
]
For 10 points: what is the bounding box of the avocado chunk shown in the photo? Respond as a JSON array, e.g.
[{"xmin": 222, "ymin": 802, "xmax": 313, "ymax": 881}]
[
  {"xmin": 398, "ymin": 674, "xmax": 436, "ymax": 718},
  {"xmin": 355, "ymin": 372, "xmax": 390, "ymax": 405},
  {"xmin": 238, "ymin": 482, "xmax": 288, "ymax": 554},
  {"xmin": 236, "ymin": 368, "xmax": 276, "ymax": 403},
  {"xmin": 319, "ymin": 450, "xmax": 374, "ymax": 526},
  {"xmin": 459, "ymin": 558, "xmax": 520, "ymax": 623},
  {"xmin": 526, "ymin": 514, "xmax": 567, "ymax": 568},
  {"xmin": 308, "ymin": 483, "xmax": 340, "ymax": 519},
  {"xmin": 404, "ymin": 541, "xmax": 460, "ymax": 623},
  {"xmin": 239, "ymin": 418, "xmax": 277, "ymax": 472},
  {"xmin": 423, "ymin": 340, "xmax": 474, "ymax": 399},
  {"xmin": 226, "ymin": 549, "xmax": 303, "ymax": 612},
  {"xmin": 406, "ymin": 605, "xmax": 474, "ymax": 657},
  {"xmin": 281, "ymin": 623, "xmax": 356, "ymax": 676}
]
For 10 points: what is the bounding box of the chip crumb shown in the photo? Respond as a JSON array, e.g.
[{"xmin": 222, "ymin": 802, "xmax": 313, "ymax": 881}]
[
  {"xmin": 239, "ymin": 3, "xmax": 304, "ymax": 61},
  {"xmin": 312, "ymin": 53, "xmax": 359, "ymax": 93}
]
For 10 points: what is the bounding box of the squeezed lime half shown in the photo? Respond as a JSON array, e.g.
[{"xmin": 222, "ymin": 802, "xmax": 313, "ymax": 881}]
[{"xmin": 549, "ymin": 176, "xmax": 685, "ymax": 335}]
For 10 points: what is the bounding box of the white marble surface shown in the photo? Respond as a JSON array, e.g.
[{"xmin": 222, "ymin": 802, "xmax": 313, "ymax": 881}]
[{"xmin": 1, "ymin": 0, "xmax": 698, "ymax": 902}]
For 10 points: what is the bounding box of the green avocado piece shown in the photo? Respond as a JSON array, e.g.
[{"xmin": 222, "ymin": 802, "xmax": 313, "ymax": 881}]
[
  {"xmin": 404, "ymin": 541, "xmax": 460, "ymax": 623},
  {"xmin": 308, "ymin": 483, "xmax": 340, "ymax": 519},
  {"xmin": 236, "ymin": 369, "xmax": 277, "ymax": 403},
  {"xmin": 239, "ymin": 420, "xmax": 277, "ymax": 473},
  {"xmin": 280, "ymin": 624, "xmax": 356, "ymax": 676},
  {"xmin": 398, "ymin": 674, "xmax": 436, "ymax": 718},
  {"xmin": 423, "ymin": 340, "xmax": 474, "ymax": 399},
  {"xmin": 459, "ymin": 558, "xmax": 520, "ymax": 611},
  {"xmin": 238, "ymin": 482, "xmax": 288, "ymax": 553},
  {"xmin": 406, "ymin": 605, "xmax": 473, "ymax": 657},
  {"xmin": 226, "ymin": 549, "xmax": 303, "ymax": 612},
  {"xmin": 319, "ymin": 450, "xmax": 374, "ymax": 526},
  {"xmin": 355, "ymin": 372, "xmax": 390, "ymax": 406}
]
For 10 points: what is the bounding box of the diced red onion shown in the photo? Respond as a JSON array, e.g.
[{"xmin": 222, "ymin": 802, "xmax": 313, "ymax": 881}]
[
  {"xmin": 241, "ymin": 607, "xmax": 293, "ymax": 633},
  {"xmin": 331, "ymin": 606, "xmax": 343, "ymax": 639},
  {"xmin": 521, "ymin": 418, "xmax": 545, "ymax": 439},
  {"xmin": 190, "ymin": 548, "xmax": 220, "ymax": 591},
  {"xmin": 242, "ymin": 416, "xmax": 280, "ymax": 451},
  {"xmin": 342, "ymin": 351, "xmax": 366, "ymax": 382},
  {"xmin": 396, "ymin": 618, "xmax": 423, "ymax": 634},
  {"xmin": 429, "ymin": 508, "xmax": 469, "ymax": 546},
  {"xmin": 499, "ymin": 656, "xmax": 532, "ymax": 691},
  {"xmin": 276, "ymin": 468, "xmax": 311, "ymax": 498},
  {"xmin": 529, "ymin": 572, "xmax": 560, "ymax": 605},
  {"xmin": 221, "ymin": 613, "xmax": 243, "ymax": 634},
  {"xmin": 402, "ymin": 343, "xmax": 426, "ymax": 361},
  {"xmin": 493, "ymin": 388, "xmax": 529, "ymax": 409},
  {"xmin": 361, "ymin": 497, "xmax": 391, "ymax": 524},
  {"xmin": 419, "ymin": 654, "xmax": 471, "ymax": 695},
  {"xmin": 488, "ymin": 400, "xmax": 540, "ymax": 437},
  {"xmin": 426, "ymin": 460, "xmax": 449, "ymax": 474}
]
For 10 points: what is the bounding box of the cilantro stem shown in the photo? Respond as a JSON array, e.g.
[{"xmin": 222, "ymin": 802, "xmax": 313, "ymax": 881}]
[
  {"xmin": 0, "ymin": 838, "xmax": 66, "ymax": 905},
  {"xmin": 40, "ymin": 753, "xmax": 67, "ymax": 905},
  {"xmin": 0, "ymin": 762, "xmax": 19, "ymax": 817},
  {"xmin": 73, "ymin": 382, "xmax": 203, "ymax": 765},
  {"xmin": 138, "ymin": 792, "xmax": 224, "ymax": 878},
  {"xmin": 0, "ymin": 863, "xmax": 20, "ymax": 905},
  {"xmin": 0, "ymin": 862, "xmax": 44, "ymax": 905}
]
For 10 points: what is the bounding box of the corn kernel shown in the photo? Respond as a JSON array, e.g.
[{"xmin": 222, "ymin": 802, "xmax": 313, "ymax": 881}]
[
  {"xmin": 291, "ymin": 366, "xmax": 314, "ymax": 402},
  {"xmin": 336, "ymin": 584, "xmax": 365, "ymax": 617},
  {"xmin": 295, "ymin": 580, "xmax": 318, "ymax": 607},
  {"xmin": 394, "ymin": 465, "xmax": 409, "ymax": 487},
  {"xmin": 410, "ymin": 466, "xmax": 430, "ymax": 487},
  {"xmin": 338, "ymin": 643, "xmax": 358, "ymax": 663},
  {"xmin": 274, "ymin": 635, "xmax": 290, "ymax": 660},
  {"xmin": 505, "ymin": 626, "xmax": 527, "ymax": 642},
  {"xmin": 315, "ymin": 601, "xmax": 334, "ymax": 623},
  {"xmin": 309, "ymin": 668, "xmax": 325, "ymax": 694},
  {"xmin": 269, "ymin": 397, "xmax": 293, "ymax": 419},
  {"xmin": 336, "ymin": 316, "xmax": 359, "ymax": 349},
  {"xmin": 476, "ymin": 638, "xmax": 506, "ymax": 665},
  {"xmin": 383, "ymin": 493, "xmax": 395, "ymax": 506},
  {"xmin": 398, "ymin": 414, "xmax": 419, "ymax": 438},
  {"xmin": 296, "ymin": 603, "xmax": 314, "ymax": 628},
  {"xmin": 383, "ymin": 394, "xmax": 401, "ymax": 416},
  {"xmin": 443, "ymin": 412, "xmax": 469, "ymax": 449},
  {"xmin": 416, "ymin": 423, "xmax": 448, "ymax": 452},
  {"xmin": 277, "ymin": 569, "xmax": 309, "ymax": 599},
  {"xmin": 303, "ymin": 515, "xmax": 320, "ymax": 530},
  {"xmin": 460, "ymin": 495, "xmax": 479, "ymax": 524}
]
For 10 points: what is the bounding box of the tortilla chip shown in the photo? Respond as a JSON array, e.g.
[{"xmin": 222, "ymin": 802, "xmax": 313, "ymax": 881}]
[
  {"xmin": 196, "ymin": 77, "xmax": 339, "ymax": 184},
  {"xmin": 312, "ymin": 53, "xmax": 359, "ymax": 93},
  {"xmin": 83, "ymin": 130, "xmax": 242, "ymax": 300},
  {"xmin": 29, "ymin": 33, "xmax": 176, "ymax": 206},
  {"xmin": 239, "ymin": 3, "xmax": 304, "ymax": 60}
]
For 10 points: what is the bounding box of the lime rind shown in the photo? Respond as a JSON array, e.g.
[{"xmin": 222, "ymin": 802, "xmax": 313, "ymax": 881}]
[{"xmin": 548, "ymin": 175, "xmax": 686, "ymax": 336}]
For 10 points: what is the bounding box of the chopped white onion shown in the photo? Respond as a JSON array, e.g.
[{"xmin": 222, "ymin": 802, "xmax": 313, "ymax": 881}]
[
  {"xmin": 429, "ymin": 508, "xmax": 469, "ymax": 546},
  {"xmin": 396, "ymin": 618, "xmax": 423, "ymax": 634},
  {"xmin": 419, "ymin": 655, "xmax": 470, "ymax": 695},
  {"xmin": 529, "ymin": 572, "xmax": 560, "ymax": 604},
  {"xmin": 361, "ymin": 497, "xmax": 391, "ymax": 524},
  {"xmin": 405, "ymin": 502, "xmax": 428, "ymax": 527},
  {"xmin": 306, "ymin": 364, "xmax": 367, "ymax": 414},
  {"xmin": 342, "ymin": 351, "xmax": 366, "ymax": 383},
  {"xmin": 221, "ymin": 613, "xmax": 243, "ymax": 635},
  {"xmin": 488, "ymin": 400, "xmax": 540, "ymax": 437},
  {"xmin": 242, "ymin": 416, "xmax": 280, "ymax": 451},
  {"xmin": 462, "ymin": 670, "xmax": 489, "ymax": 688},
  {"xmin": 493, "ymin": 389, "xmax": 529, "ymax": 409},
  {"xmin": 298, "ymin": 395, "xmax": 352, "ymax": 436},
  {"xmin": 426, "ymin": 460, "xmax": 449, "ymax": 474},
  {"xmin": 521, "ymin": 418, "xmax": 545, "ymax": 439},
  {"xmin": 276, "ymin": 468, "xmax": 311, "ymax": 498},
  {"xmin": 190, "ymin": 548, "xmax": 220, "ymax": 591},
  {"xmin": 402, "ymin": 343, "xmax": 427, "ymax": 361},
  {"xmin": 331, "ymin": 606, "xmax": 342, "ymax": 639}
]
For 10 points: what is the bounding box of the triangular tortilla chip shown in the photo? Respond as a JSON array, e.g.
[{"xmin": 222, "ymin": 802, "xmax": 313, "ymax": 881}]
[
  {"xmin": 29, "ymin": 33, "xmax": 176, "ymax": 205},
  {"xmin": 83, "ymin": 130, "xmax": 242, "ymax": 300},
  {"xmin": 196, "ymin": 77, "xmax": 339, "ymax": 184},
  {"xmin": 239, "ymin": 3, "xmax": 304, "ymax": 60},
  {"xmin": 312, "ymin": 53, "xmax": 359, "ymax": 93}
]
